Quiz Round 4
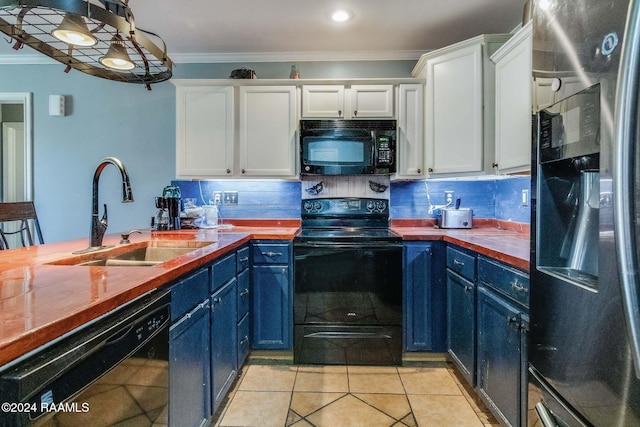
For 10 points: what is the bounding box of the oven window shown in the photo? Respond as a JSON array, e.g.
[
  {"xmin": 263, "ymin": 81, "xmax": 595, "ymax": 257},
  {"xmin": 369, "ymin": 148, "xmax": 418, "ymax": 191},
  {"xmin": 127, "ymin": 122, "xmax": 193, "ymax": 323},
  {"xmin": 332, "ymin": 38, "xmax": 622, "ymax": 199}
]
[{"xmin": 305, "ymin": 137, "xmax": 368, "ymax": 164}]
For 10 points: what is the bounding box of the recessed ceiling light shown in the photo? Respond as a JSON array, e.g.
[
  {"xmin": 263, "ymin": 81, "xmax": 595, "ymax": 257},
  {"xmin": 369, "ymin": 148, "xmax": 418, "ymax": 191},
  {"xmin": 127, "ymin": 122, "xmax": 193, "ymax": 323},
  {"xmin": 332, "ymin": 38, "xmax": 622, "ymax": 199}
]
[{"xmin": 331, "ymin": 10, "xmax": 352, "ymax": 22}]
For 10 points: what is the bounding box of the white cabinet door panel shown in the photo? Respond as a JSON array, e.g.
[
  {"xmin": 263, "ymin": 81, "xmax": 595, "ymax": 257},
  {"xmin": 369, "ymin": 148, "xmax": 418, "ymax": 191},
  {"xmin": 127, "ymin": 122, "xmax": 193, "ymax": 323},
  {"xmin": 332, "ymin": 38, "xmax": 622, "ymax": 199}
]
[
  {"xmin": 239, "ymin": 86, "xmax": 298, "ymax": 177},
  {"xmin": 176, "ymin": 86, "xmax": 234, "ymax": 177}
]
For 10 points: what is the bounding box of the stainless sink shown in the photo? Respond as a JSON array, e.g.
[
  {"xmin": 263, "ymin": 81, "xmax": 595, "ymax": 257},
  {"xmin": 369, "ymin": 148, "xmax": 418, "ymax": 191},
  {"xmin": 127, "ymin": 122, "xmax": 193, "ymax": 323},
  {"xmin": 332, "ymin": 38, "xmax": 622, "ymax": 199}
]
[{"xmin": 48, "ymin": 240, "xmax": 215, "ymax": 267}]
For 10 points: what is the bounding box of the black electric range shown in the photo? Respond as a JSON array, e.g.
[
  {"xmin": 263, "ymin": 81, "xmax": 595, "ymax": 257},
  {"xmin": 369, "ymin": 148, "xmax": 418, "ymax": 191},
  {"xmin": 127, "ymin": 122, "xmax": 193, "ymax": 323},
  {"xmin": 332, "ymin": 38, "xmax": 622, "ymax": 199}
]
[{"xmin": 293, "ymin": 198, "xmax": 403, "ymax": 366}]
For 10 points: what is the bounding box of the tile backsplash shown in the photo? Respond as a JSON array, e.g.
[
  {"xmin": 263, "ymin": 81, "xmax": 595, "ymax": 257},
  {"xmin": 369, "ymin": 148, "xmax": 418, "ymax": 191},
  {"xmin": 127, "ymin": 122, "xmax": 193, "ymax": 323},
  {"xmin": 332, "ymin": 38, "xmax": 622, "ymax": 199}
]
[{"xmin": 172, "ymin": 175, "xmax": 531, "ymax": 223}]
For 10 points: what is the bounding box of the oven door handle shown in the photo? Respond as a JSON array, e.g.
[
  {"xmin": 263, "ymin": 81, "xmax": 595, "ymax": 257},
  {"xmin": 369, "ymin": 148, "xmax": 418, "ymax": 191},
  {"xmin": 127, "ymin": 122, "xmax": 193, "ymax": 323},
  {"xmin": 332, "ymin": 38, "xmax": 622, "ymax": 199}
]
[{"xmin": 295, "ymin": 241, "xmax": 403, "ymax": 249}]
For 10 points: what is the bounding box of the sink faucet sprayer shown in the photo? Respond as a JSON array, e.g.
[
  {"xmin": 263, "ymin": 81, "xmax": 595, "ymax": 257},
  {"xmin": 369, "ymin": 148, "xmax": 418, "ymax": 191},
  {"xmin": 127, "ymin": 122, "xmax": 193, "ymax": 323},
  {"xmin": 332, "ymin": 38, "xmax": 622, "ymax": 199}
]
[{"xmin": 88, "ymin": 157, "xmax": 134, "ymax": 250}]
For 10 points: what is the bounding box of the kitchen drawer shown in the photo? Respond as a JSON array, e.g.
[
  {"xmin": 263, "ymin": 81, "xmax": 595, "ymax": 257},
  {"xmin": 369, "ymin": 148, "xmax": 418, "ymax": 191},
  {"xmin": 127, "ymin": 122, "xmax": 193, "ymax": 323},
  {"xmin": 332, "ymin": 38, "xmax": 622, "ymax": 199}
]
[
  {"xmin": 171, "ymin": 268, "xmax": 209, "ymax": 320},
  {"xmin": 252, "ymin": 243, "xmax": 290, "ymax": 265},
  {"xmin": 237, "ymin": 269, "xmax": 250, "ymax": 320},
  {"xmin": 212, "ymin": 251, "xmax": 236, "ymax": 292},
  {"xmin": 237, "ymin": 246, "xmax": 250, "ymax": 273},
  {"xmin": 478, "ymin": 257, "xmax": 529, "ymax": 308},
  {"xmin": 446, "ymin": 246, "xmax": 476, "ymax": 282}
]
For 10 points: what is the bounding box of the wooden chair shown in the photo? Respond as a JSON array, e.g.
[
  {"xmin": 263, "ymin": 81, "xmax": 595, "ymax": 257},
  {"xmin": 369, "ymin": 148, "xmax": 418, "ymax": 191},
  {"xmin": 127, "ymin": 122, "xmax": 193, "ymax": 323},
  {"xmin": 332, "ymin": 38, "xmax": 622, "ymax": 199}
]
[{"xmin": 0, "ymin": 201, "xmax": 44, "ymax": 249}]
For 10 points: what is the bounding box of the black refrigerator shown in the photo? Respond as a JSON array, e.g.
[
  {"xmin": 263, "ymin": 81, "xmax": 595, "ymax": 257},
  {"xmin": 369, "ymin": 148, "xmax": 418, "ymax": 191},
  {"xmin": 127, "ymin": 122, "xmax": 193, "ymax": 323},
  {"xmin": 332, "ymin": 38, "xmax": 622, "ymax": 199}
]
[{"xmin": 529, "ymin": 0, "xmax": 640, "ymax": 425}]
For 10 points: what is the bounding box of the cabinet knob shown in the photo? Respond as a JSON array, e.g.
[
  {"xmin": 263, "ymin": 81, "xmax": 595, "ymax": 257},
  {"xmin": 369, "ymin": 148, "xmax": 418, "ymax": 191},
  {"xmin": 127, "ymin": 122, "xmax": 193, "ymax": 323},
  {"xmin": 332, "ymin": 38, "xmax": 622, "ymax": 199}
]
[
  {"xmin": 492, "ymin": 163, "xmax": 499, "ymax": 169},
  {"xmin": 417, "ymin": 168, "xmax": 422, "ymax": 174},
  {"xmin": 338, "ymin": 110, "xmax": 342, "ymax": 117},
  {"xmin": 241, "ymin": 169, "xmax": 246, "ymax": 174},
  {"xmin": 354, "ymin": 110, "xmax": 358, "ymax": 117},
  {"xmin": 226, "ymin": 169, "xmax": 231, "ymax": 174},
  {"xmin": 428, "ymin": 168, "xmax": 434, "ymax": 173}
]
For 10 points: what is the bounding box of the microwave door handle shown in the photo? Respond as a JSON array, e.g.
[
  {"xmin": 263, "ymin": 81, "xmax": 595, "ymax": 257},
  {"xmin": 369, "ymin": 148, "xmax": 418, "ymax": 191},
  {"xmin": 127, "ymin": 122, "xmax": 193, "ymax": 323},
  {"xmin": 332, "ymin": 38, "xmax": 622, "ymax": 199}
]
[
  {"xmin": 371, "ymin": 131, "xmax": 377, "ymax": 166},
  {"xmin": 614, "ymin": 0, "xmax": 640, "ymax": 380}
]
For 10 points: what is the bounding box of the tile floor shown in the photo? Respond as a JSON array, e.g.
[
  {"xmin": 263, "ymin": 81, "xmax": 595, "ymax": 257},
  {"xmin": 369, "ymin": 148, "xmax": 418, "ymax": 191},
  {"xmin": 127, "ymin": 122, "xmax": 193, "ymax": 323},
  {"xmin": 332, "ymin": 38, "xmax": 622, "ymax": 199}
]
[{"xmin": 213, "ymin": 362, "xmax": 499, "ymax": 427}]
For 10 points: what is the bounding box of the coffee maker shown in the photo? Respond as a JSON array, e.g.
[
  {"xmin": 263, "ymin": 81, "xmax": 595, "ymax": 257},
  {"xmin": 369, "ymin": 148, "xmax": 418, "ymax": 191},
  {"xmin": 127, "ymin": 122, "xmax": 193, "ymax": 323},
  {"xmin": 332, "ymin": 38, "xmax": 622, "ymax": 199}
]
[{"xmin": 153, "ymin": 186, "xmax": 181, "ymax": 231}]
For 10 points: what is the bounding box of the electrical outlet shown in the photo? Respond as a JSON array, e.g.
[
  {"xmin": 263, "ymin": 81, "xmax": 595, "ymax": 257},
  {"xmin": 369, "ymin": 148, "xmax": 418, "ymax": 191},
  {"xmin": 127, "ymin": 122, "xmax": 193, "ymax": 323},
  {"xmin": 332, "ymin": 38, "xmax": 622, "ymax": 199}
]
[
  {"xmin": 213, "ymin": 191, "xmax": 222, "ymax": 205},
  {"xmin": 522, "ymin": 189, "xmax": 529, "ymax": 207},
  {"xmin": 445, "ymin": 191, "xmax": 454, "ymax": 205},
  {"xmin": 223, "ymin": 191, "xmax": 238, "ymax": 205}
]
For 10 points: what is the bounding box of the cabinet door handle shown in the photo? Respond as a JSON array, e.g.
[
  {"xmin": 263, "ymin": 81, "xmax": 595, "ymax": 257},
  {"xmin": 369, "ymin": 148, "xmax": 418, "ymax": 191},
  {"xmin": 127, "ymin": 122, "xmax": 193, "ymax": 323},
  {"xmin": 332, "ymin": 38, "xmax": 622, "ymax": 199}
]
[
  {"xmin": 507, "ymin": 316, "xmax": 519, "ymax": 327},
  {"xmin": 453, "ymin": 259, "xmax": 465, "ymax": 268},
  {"xmin": 239, "ymin": 257, "xmax": 249, "ymax": 265},
  {"xmin": 511, "ymin": 279, "xmax": 528, "ymax": 293},
  {"xmin": 262, "ymin": 251, "xmax": 283, "ymax": 258},
  {"xmin": 240, "ymin": 288, "xmax": 249, "ymax": 296},
  {"xmin": 240, "ymin": 335, "xmax": 249, "ymax": 346},
  {"xmin": 212, "ymin": 297, "xmax": 222, "ymax": 306},
  {"xmin": 464, "ymin": 285, "xmax": 473, "ymax": 292}
]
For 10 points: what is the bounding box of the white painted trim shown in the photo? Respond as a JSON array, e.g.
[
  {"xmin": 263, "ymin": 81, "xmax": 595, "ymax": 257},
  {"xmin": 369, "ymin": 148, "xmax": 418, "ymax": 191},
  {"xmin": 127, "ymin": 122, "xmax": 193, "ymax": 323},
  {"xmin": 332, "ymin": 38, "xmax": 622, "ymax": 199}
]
[
  {"xmin": 0, "ymin": 93, "xmax": 33, "ymax": 202},
  {"xmin": 0, "ymin": 50, "xmax": 426, "ymax": 65}
]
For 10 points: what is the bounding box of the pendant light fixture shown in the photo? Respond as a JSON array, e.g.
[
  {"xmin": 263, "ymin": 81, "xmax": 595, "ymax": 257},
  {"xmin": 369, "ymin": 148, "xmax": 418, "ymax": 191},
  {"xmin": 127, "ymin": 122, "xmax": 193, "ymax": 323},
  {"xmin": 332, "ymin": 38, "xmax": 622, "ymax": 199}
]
[
  {"xmin": 100, "ymin": 34, "xmax": 134, "ymax": 70},
  {"xmin": 52, "ymin": 13, "xmax": 97, "ymax": 46},
  {"xmin": 0, "ymin": 0, "xmax": 173, "ymax": 89}
]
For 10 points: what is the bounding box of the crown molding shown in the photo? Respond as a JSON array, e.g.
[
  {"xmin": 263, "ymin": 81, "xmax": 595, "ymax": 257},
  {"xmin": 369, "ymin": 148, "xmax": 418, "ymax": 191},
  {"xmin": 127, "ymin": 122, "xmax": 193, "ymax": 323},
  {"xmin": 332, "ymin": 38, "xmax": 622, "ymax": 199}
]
[
  {"xmin": 0, "ymin": 49, "xmax": 427, "ymax": 65},
  {"xmin": 169, "ymin": 50, "xmax": 427, "ymax": 64}
]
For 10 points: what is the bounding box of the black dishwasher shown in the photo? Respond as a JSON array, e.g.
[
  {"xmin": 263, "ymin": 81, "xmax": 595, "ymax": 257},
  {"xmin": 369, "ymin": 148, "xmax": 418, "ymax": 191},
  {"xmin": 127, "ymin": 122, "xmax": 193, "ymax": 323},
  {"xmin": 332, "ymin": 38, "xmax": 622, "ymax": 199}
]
[{"xmin": 0, "ymin": 289, "xmax": 170, "ymax": 427}]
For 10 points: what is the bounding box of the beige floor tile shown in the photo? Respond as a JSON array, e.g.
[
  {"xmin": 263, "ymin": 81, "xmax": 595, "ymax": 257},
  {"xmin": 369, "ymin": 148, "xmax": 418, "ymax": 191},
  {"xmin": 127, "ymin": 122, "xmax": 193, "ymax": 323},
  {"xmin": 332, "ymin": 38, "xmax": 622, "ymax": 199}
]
[
  {"xmin": 306, "ymin": 394, "xmax": 395, "ymax": 427},
  {"xmin": 239, "ymin": 364, "xmax": 298, "ymax": 391},
  {"xmin": 408, "ymin": 394, "xmax": 484, "ymax": 427},
  {"xmin": 353, "ymin": 393, "xmax": 411, "ymax": 420},
  {"xmin": 290, "ymin": 392, "xmax": 346, "ymax": 417},
  {"xmin": 348, "ymin": 366, "xmax": 405, "ymax": 394},
  {"xmin": 399, "ymin": 367, "xmax": 461, "ymax": 395},
  {"xmin": 218, "ymin": 391, "xmax": 291, "ymax": 427},
  {"xmin": 294, "ymin": 366, "xmax": 349, "ymax": 392}
]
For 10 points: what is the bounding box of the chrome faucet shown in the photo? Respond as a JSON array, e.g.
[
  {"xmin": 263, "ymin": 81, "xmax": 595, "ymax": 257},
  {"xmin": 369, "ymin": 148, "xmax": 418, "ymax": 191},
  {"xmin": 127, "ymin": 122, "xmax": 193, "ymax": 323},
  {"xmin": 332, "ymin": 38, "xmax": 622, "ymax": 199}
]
[{"xmin": 90, "ymin": 157, "xmax": 134, "ymax": 249}]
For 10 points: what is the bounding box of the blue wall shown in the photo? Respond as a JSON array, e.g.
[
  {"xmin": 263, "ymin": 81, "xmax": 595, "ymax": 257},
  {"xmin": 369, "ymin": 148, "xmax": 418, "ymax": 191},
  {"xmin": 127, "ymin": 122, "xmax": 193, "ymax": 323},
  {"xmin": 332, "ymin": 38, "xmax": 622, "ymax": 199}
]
[{"xmin": 173, "ymin": 176, "xmax": 531, "ymax": 223}]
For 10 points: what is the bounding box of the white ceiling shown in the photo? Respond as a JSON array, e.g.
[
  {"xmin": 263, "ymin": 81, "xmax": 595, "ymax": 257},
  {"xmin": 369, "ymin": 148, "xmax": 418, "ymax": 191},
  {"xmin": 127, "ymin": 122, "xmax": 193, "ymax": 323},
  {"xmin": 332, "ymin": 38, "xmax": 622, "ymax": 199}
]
[{"xmin": 0, "ymin": 0, "xmax": 528, "ymax": 63}]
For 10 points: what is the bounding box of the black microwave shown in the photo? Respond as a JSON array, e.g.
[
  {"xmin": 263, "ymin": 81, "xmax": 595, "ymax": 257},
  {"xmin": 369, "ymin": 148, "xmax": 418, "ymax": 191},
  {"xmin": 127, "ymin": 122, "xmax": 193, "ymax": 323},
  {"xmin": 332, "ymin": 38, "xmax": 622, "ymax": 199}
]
[{"xmin": 300, "ymin": 119, "xmax": 397, "ymax": 175}]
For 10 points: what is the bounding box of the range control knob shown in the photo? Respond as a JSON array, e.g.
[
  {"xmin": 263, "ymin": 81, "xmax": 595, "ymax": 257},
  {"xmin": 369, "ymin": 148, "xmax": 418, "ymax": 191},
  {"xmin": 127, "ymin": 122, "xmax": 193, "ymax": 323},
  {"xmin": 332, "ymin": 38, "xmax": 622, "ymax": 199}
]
[
  {"xmin": 313, "ymin": 201, "xmax": 322, "ymax": 211},
  {"xmin": 303, "ymin": 201, "xmax": 314, "ymax": 212},
  {"xmin": 366, "ymin": 201, "xmax": 375, "ymax": 211},
  {"xmin": 376, "ymin": 201, "xmax": 387, "ymax": 211}
]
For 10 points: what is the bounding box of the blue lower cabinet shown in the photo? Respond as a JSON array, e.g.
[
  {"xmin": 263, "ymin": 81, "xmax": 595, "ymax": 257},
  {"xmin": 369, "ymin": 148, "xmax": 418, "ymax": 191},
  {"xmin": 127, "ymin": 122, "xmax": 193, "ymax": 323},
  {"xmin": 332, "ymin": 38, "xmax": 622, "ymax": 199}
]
[
  {"xmin": 211, "ymin": 278, "xmax": 238, "ymax": 414},
  {"xmin": 252, "ymin": 265, "xmax": 292, "ymax": 349},
  {"xmin": 251, "ymin": 240, "xmax": 293, "ymax": 350},
  {"xmin": 169, "ymin": 301, "xmax": 211, "ymax": 427},
  {"xmin": 169, "ymin": 268, "xmax": 211, "ymax": 427},
  {"xmin": 447, "ymin": 269, "xmax": 476, "ymax": 385},
  {"xmin": 237, "ymin": 314, "xmax": 250, "ymax": 367},
  {"xmin": 403, "ymin": 241, "xmax": 446, "ymax": 352},
  {"xmin": 477, "ymin": 256, "xmax": 529, "ymax": 427},
  {"xmin": 477, "ymin": 285, "xmax": 523, "ymax": 427}
]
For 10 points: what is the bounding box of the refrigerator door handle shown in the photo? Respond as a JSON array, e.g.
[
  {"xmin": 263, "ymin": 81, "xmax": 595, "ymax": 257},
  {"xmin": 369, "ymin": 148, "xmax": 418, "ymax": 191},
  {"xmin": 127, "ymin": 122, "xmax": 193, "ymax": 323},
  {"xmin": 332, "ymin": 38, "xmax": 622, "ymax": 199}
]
[
  {"xmin": 535, "ymin": 402, "xmax": 558, "ymax": 427},
  {"xmin": 614, "ymin": 0, "xmax": 640, "ymax": 380}
]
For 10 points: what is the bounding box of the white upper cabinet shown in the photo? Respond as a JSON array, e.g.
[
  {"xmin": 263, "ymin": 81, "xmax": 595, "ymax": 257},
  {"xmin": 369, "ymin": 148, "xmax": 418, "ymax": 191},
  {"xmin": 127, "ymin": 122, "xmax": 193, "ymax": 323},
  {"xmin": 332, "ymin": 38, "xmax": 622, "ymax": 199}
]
[
  {"xmin": 350, "ymin": 85, "xmax": 394, "ymax": 118},
  {"xmin": 302, "ymin": 84, "xmax": 394, "ymax": 119},
  {"xmin": 492, "ymin": 22, "xmax": 533, "ymax": 173},
  {"xmin": 301, "ymin": 85, "xmax": 345, "ymax": 118},
  {"xmin": 395, "ymin": 84, "xmax": 424, "ymax": 179},
  {"xmin": 174, "ymin": 81, "xmax": 298, "ymax": 179},
  {"xmin": 413, "ymin": 34, "xmax": 511, "ymax": 177},
  {"xmin": 238, "ymin": 86, "xmax": 298, "ymax": 178},
  {"xmin": 175, "ymin": 85, "xmax": 234, "ymax": 178}
]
